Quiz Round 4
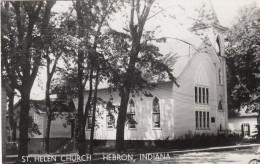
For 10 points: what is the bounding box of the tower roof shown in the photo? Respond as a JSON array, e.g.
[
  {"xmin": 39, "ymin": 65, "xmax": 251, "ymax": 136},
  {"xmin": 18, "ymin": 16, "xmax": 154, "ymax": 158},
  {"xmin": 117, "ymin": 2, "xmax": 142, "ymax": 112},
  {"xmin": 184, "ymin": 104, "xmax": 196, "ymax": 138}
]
[
  {"xmin": 188, "ymin": 1, "xmax": 228, "ymax": 33},
  {"xmin": 209, "ymin": 0, "xmax": 220, "ymax": 24}
]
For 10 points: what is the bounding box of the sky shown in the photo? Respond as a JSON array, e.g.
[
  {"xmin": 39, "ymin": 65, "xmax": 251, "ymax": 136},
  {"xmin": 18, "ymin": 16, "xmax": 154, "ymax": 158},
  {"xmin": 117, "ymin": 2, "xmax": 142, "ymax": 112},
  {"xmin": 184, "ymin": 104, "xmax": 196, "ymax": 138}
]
[{"xmin": 29, "ymin": 0, "xmax": 259, "ymax": 100}]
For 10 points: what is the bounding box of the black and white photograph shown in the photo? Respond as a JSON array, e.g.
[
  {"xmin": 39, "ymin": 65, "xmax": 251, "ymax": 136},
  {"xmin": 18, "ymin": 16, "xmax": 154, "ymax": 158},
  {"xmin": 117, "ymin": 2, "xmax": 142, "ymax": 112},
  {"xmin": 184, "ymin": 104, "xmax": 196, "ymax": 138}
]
[{"xmin": 1, "ymin": 0, "xmax": 260, "ymax": 163}]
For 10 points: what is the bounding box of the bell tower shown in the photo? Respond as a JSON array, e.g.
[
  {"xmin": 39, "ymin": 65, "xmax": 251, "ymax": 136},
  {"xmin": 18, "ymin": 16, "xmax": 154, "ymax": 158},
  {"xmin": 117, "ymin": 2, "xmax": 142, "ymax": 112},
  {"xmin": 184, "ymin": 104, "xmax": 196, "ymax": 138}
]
[
  {"xmin": 189, "ymin": 1, "xmax": 229, "ymax": 132},
  {"xmin": 189, "ymin": 1, "xmax": 228, "ymax": 56}
]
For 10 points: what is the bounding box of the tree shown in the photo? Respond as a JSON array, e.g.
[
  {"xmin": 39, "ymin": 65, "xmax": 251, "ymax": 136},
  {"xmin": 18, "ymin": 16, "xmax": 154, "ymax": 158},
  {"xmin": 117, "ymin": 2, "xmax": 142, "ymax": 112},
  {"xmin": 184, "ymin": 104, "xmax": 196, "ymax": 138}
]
[
  {"xmin": 2, "ymin": 78, "xmax": 17, "ymax": 142},
  {"xmin": 71, "ymin": 0, "xmax": 120, "ymax": 155},
  {"xmin": 43, "ymin": 24, "xmax": 70, "ymax": 153},
  {"xmin": 225, "ymin": 3, "xmax": 260, "ymax": 139},
  {"xmin": 1, "ymin": 1, "xmax": 56, "ymax": 159},
  {"xmin": 72, "ymin": 0, "xmax": 98, "ymax": 155},
  {"xmin": 8, "ymin": 88, "xmax": 16, "ymax": 141},
  {"xmin": 115, "ymin": 0, "xmax": 156, "ymax": 152},
  {"xmin": 100, "ymin": 0, "xmax": 177, "ymax": 152},
  {"xmin": 225, "ymin": 3, "xmax": 260, "ymax": 113}
]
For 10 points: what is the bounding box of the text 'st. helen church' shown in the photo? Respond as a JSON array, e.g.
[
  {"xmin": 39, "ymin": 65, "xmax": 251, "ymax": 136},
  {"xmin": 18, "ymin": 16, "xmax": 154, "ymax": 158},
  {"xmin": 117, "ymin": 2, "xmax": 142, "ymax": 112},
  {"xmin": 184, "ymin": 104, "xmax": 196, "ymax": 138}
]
[{"xmin": 74, "ymin": 13, "xmax": 229, "ymax": 143}]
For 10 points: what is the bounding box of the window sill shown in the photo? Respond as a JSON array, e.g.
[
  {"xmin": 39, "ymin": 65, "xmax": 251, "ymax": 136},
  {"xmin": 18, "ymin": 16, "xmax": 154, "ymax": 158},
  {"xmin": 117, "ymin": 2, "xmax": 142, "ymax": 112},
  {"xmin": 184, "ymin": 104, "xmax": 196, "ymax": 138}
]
[
  {"xmin": 195, "ymin": 103, "xmax": 209, "ymax": 105},
  {"xmin": 152, "ymin": 127, "xmax": 162, "ymax": 130},
  {"xmin": 195, "ymin": 128, "xmax": 210, "ymax": 130},
  {"xmin": 128, "ymin": 128, "xmax": 137, "ymax": 130},
  {"xmin": 106, "ymin": 128, "xmax": 115, "ymax": 131}
]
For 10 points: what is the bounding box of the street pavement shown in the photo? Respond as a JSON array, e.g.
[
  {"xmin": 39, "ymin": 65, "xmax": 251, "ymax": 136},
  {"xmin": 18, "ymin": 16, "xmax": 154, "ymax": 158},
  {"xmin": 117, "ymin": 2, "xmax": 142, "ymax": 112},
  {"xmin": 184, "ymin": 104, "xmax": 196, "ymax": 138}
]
[
  {"xmin": 133, "ymin": 146, "xmax": 259, "ymax": 164},
  {"xmin": 4, "ymin": 145, "xmax": 260, "ymax": 163}
]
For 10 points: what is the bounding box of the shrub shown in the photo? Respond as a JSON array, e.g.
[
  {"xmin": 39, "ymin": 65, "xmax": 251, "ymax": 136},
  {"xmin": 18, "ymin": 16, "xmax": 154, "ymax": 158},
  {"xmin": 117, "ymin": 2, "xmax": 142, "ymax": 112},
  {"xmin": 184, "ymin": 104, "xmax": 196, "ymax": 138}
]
[{"xmin": 154, "ymin": 131, "xmax": 241, "ymax": 149}]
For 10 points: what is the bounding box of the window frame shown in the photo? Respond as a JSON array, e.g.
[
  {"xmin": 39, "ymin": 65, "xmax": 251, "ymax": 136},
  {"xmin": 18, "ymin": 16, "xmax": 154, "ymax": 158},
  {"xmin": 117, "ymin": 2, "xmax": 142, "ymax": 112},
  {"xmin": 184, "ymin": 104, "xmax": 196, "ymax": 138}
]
[
  {"xmin": 106, "ymin": 99, "xmax": 116, "ymax": 130},
  {"xmin": 241, "ymin": 123, "xmax": 250, "ymax": 137},
  {"xmin": 106, "ymin": 112, "xmax": 115, "ymax": 130},
  {"xmin": 86, "ymin": 108, "xmax": 93, "ymax": 130},
  {"xmin": 195, "ymin": 87, "xmax": 198, "ymax": 103},
  {"xmin": 199, "ymin": 87, "xmax": 202, "ymax": 103},
  {"xmin": 218, "ymin": 68, "xmax": 222, "ymax": 85},
  {"xmin": 33, "ymin": 113, "xmax": 38, "ymax": 124},
  {"xmin": 195, "ymin": 110, "xmax": 210, "ymax": 130},
  {"xmin": 152, "ymin": 96, "xmax": 161, "ymax": 129},
  {"xmin": 127, "ymin": 98, "xmax": 137, "ymax": 129},
  {"xmin": 195, "ymin": 86, "xmax": 209, "ymax": 105}
]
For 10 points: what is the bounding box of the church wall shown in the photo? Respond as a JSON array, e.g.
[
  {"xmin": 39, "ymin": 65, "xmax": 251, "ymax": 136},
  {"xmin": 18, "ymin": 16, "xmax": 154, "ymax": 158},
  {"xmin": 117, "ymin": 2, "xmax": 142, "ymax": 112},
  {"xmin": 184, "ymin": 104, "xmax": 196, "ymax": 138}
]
[
  {"xmin": 14, "ymin": 108, "xmax": 72, "ymax": 139},
  {"xmin": 84, "ymin": 82, "xmax": 175, "ymax": 140},
  {"xmin": 173, "ymin": 52, "xmax": 220, "ymax": 137},
  {"xmin": 216, "ymin": 57, "xmax": 228, "ymax": 130}
]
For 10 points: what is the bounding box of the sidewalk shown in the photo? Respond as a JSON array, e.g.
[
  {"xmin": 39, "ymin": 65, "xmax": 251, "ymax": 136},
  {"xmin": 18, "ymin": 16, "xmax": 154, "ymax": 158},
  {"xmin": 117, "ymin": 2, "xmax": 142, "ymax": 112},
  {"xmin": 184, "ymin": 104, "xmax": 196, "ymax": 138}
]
[{"xmin": 4, "ymin": 143, "xmax": 260, "ymax": 163}]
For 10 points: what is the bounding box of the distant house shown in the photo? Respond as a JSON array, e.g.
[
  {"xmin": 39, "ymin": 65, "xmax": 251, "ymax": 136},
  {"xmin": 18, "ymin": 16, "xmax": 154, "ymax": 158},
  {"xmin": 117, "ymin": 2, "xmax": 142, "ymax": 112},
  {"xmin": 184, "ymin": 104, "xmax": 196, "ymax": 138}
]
[
  {"xmin": 6, "ymin": 99, "xmax": 76, "ymax": 153},
  {"xmin": 73, "ymin": 16, "xmax": 229, "ymax": 146},
  {"xmin": 228, "ymin": 107, "xmax": 258, "ymax": 138}
]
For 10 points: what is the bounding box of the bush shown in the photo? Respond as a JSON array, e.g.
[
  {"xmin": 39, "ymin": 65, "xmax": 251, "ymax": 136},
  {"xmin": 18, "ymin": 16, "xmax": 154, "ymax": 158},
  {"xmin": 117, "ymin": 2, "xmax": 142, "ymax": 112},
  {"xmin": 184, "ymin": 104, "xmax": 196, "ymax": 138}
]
[{"xmin": 154, "ymin": 131, "xmax": 241, "ymax": 149}]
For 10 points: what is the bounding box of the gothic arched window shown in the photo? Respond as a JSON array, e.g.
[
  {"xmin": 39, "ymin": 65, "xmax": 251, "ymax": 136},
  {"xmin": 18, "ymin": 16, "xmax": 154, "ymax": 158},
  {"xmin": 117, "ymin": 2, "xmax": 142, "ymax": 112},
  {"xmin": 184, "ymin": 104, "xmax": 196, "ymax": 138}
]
[
  {"xmin": 216, "ymin": 36, "xmax": 221, "ymax": 56},
  {"xmin": 152, "ymin": 97, "xmax": 160, "ymax": 128},
  {"xmin": 218, "ymin": 68, "xmax": 222, "ymax": 84},
  {"xmin": 127, "ymin": 98, "xmax": 136, "ymax": 129}
]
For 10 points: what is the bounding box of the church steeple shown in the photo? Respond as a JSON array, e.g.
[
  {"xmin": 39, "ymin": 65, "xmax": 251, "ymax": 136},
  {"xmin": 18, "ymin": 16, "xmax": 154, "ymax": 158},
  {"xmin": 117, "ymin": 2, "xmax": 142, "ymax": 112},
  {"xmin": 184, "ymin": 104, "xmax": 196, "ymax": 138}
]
[
  {"xmin": 189, "ymin": 1, "xmax": 228, "ymax": 56},
  {"xmin": 209, "ymin": 0, "xmax": 228, "ymax": 57},
  {"xmin": 209, "ymin": 0, "xmax": 220, "ymax": 24}
]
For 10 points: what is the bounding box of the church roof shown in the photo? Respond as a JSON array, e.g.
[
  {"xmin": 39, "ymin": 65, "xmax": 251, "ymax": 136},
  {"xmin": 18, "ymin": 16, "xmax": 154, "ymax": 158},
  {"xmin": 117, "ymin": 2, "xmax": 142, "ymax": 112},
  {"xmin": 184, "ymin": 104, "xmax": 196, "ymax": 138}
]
[
  {"xmin": 86, "ymin": 36, "xmax": 210, "ymax": 91},
  {"xmin": 159, "ymin": 36, "xmax": 204, "ymax": 78}
]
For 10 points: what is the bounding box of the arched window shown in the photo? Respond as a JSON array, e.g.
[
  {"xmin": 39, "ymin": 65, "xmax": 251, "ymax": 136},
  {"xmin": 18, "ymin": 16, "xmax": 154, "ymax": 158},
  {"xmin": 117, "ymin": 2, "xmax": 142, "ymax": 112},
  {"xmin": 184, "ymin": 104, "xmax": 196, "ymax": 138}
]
[
  {"xmin": 216, "ymin": 36, "xmax": 221, "ymax": 56},
  {"xmin": 218, "ymin": 100, "xmax": 223, "ymax": 110},
  {"xmin": 127, "ymin": 98, "xmax": 136, "ymax": 129},
  {"xmin": 152, "ymin": 97, "xmax": 160, "ymax": 128},
  {"xmin": 86, "ymin": 108, "xmax": 93, "ymax": 129},
  {"xmin": 218, "ymin": 96, "xmax": 223, "ymax": 110},
  {"xmin": 106, "ymin": 99, "xmax": 115, "ymax": 129},
  {"xmin": 218, "ymin": 68, "xmax": 222, "ymax": 84}
]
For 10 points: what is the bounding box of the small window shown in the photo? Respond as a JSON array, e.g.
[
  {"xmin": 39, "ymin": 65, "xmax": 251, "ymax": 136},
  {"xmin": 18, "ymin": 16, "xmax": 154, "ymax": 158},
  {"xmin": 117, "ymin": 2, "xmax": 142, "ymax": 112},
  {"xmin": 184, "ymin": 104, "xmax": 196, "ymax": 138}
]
[
  {"xmin": 195, "ymin": 111, "xmax": 198, "ymax": 128},
  {"xmin": 195, "ymin": 111, "xmax": 210, "ymax": 129},
  {"xmin": 87, "ymin": 116, "xmax": 92, "ymax": 129},
  {"xmin": 199, "ymin": 87, "xmax": 202, "ymax": 103},
  {"xmin": 107, "ymin": 112, "xmax": 115, "ymax": 129},
  {"xmin": 195, "ymin": 86, "xmax": 209, "ymax": 105},
  {"xmin": 218, "ymin": 68, "xmax": 222, "ymax": 84},
  {"xmin": 86, "ymin": 109, "xmax": 93, "ymax": 129},
  {"xmin": 211, "ymin": 117, "xmax": 215, "ymax": 123},
  {"xmin": 241, "ymin": 123, "xmax": 250, "ymax": 137},
  {"xmin": 195, "ymin": 87, "xmax": 198, "ymax": 103},
  {"xmin": 152, "ymin": 97, "xmax": 160, "ymax": 128},
  {"xmin": 206, "ymin": 88, "xmax": 209, "ymax": 104},
  {"xmin": 199, "ymin": 111, "xmax": 202, "ymax": 128},
  {"xmin": 203, "ymin": 112, "xmax": 206, "ymax": 128},
  {"xmin": 28, "ymin": 116, "xmax": 33, "ymax": 131},
  {"xmin": 202, "ymin": 88, "xmax": 205, "ymax": 104},
  {"xmin": 33, "ymin": 113, "xmax": 38, "ymax": 123},
  {"xmin": 218, "ymin": 100, "xmax": 223, "ymax": 110},
  {"xmin": 106, "ymin": 99, "xmax": 116, "ymax": 129},
  {"xmin": 127, "ymin": 98, "xmax": 136, "ymax": 129},
  {"xmin": 216, "ymin": 36, "xmax": 221, "ymax": 56},
  {"xmin": 207, "ymin": 112, "xmax": 209, "ymax": 128}
]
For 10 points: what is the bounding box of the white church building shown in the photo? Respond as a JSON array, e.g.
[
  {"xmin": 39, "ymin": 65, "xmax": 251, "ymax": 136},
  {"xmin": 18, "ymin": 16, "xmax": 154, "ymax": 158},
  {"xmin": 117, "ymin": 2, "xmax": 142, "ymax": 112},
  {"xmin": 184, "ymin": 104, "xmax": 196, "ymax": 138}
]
[{"xmin": 74, "ymin": 19, "xmax": 229, "ymax": 142}]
